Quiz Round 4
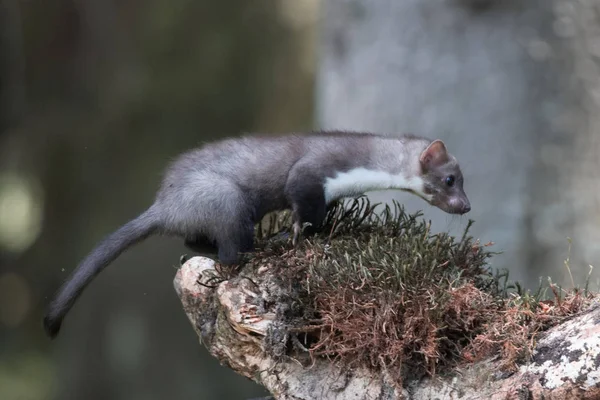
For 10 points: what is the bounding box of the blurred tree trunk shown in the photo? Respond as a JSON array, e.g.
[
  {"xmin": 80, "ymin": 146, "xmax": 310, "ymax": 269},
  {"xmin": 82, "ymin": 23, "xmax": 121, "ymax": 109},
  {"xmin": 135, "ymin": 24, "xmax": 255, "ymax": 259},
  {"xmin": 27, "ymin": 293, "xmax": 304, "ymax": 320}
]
[
  {"xmin": 0, "ymin": 0, "xmax": 26, "ymax": 135},
  {"xmin": 562, "ymin": 2, "xmax": 600, "ymax": 286},
  {"xmin": 4, "ymin": 0, "xmax": 314, "ymax": 399},
  {"xmin": 317, "ymin": 0, "xmax": 600, "ymax": 287}
]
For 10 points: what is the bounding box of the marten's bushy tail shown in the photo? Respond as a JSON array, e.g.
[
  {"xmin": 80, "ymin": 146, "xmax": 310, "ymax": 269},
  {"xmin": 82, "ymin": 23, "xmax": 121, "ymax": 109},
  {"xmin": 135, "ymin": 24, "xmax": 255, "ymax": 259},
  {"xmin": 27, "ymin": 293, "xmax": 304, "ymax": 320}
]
[{"xmin": 43, "ymin": 208, "xmax": 159, "ymax": 338}]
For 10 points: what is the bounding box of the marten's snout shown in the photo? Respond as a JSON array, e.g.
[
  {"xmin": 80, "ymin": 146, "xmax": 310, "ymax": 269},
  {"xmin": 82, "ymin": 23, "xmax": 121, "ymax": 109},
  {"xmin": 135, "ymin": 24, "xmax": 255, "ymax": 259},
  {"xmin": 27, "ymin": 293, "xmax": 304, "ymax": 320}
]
[
  {"xmin": 445, "ymin": 196, "xmax": 470, "ymax": 215},
  {"xmin": 457, "ymin": 197, "xmax": 471, "ymax": 214},
  {"xmin": 459, "ymin": 198, "xmax": 471, "ymax": 214}
]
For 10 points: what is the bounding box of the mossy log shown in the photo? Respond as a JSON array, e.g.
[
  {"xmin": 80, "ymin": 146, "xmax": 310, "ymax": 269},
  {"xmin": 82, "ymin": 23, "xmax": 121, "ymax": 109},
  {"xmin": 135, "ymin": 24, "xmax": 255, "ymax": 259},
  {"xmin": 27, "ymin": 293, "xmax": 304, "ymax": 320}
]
[
  {"xmin": 174, "ymin": 256, "xmax": 600, "ymax": 400},
  {"xmin": 173, "ymin": 201, "xmax": 600, "ymax": 399}
]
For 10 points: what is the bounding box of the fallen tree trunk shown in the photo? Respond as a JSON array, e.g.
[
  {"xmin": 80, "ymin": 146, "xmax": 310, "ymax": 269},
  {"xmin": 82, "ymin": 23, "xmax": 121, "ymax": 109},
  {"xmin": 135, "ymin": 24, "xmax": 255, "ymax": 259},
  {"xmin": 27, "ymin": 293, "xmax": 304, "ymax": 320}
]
[{"xmin": 174, "ymin": 256, "xmax": 600, "ymax": 400}]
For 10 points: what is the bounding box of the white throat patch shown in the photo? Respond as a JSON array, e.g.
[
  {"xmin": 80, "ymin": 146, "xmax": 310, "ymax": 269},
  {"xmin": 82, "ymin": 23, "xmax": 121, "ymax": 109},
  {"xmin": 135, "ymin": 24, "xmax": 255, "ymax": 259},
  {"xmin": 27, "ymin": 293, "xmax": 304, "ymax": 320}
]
[{"xmin": 323, "ymin": 168, "xmax": 431, "ymax": 204}]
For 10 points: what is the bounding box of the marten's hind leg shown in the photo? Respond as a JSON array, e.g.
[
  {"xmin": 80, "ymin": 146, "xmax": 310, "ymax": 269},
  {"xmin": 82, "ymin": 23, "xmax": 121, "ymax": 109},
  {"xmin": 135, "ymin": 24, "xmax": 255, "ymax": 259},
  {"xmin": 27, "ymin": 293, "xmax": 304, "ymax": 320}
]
[
  {"xmin": 184, "ymin": 235, "xmax": 218, "ymax": 255},
  {"xmin": 208, "ymin": 185, "xmax": 255, "ymax": 265},
  {"xmin": 215, "ymin": 218, "xmax": 254, "ymax": 265}
]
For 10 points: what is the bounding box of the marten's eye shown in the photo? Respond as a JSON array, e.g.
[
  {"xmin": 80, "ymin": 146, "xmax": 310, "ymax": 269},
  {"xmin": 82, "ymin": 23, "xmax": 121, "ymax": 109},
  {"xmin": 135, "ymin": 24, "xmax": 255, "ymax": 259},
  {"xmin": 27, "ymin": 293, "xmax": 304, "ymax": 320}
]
[{"xmin": 445, "ymin": 175, "xmax": 455, "ymax": 187}]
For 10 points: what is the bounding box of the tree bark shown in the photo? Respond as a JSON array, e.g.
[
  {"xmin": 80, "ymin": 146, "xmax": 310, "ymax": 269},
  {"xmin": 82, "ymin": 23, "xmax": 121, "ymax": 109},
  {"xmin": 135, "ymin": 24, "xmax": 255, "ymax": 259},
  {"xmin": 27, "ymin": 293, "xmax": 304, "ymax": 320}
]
[{"xmin": 175, "ymin": 256, "xmax": 600, "ymax": 400}]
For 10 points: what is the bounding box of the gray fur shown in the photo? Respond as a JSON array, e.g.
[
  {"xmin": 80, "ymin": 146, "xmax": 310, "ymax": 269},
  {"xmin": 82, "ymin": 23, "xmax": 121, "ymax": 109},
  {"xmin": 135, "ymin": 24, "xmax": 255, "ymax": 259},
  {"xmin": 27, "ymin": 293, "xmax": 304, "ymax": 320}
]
[{"xmin": 43, "ymin": 130, "xmax": 469, "ymax": 338}]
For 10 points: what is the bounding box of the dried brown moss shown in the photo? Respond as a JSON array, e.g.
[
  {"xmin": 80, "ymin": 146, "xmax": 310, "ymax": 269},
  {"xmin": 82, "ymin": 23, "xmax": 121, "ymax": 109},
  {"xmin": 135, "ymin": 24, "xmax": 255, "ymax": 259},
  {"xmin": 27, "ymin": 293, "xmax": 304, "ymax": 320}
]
[{"xmin": 246, "ymin": 198, "xmax": 595, "ymax": 384}]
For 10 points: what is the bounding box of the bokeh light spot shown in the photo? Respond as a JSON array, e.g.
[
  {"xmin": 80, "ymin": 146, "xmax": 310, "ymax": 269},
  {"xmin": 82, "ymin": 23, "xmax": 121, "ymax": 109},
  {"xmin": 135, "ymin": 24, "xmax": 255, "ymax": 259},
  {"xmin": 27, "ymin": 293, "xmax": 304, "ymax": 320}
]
[{"xmin": 0, "ymin": 173, "xmax": 43, "ymax": 254}]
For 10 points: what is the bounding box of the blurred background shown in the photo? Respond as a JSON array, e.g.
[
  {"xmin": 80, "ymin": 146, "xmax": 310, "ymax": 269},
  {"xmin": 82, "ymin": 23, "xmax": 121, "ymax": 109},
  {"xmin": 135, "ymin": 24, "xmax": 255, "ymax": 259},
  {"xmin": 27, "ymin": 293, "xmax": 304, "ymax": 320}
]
[{"xmin": 1, "ymin": 0, "xmax": 599, "ymax": 399}]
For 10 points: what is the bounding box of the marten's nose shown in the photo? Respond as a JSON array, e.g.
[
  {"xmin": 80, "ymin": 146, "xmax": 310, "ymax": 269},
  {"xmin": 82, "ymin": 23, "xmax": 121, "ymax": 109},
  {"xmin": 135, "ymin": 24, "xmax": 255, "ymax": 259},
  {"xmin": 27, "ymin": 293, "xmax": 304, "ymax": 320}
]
[{"xmin": 461, "ymin": 203, "xmax": 471, "ymax": 214}]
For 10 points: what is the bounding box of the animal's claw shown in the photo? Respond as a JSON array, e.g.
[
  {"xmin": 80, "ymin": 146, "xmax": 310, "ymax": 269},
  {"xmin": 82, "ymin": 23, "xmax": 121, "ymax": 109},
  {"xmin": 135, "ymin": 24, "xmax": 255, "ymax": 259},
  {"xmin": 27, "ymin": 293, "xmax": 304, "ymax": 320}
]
[{"xmin": 292, "ymin": 221, "xmax": 301, "ymax": 247}]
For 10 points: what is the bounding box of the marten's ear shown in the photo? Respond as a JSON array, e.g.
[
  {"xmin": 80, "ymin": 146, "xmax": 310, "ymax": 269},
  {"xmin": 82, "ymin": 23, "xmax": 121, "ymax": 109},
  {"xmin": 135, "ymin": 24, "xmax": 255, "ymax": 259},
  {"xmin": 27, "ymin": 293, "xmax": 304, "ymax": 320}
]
[{"xmin": 419, "ymin": 140, "xmax": 448, "ymax": 169}]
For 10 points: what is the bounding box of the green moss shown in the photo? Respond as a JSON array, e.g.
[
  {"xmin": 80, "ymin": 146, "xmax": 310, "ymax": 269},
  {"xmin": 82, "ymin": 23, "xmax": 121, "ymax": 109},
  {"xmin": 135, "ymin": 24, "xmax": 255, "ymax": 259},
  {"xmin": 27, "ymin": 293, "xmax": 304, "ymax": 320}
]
[{"xmin": 245, "ymin": 197, "xmax": 593, "ymax": 383}]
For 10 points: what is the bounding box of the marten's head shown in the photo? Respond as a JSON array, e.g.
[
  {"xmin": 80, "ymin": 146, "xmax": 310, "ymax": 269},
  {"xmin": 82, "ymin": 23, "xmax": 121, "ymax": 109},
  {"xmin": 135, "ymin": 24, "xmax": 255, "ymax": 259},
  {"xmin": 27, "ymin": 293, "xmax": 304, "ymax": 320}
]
[{"xmin": 418, "ymin": 140, "xmax": 470, "ymax": 215}]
